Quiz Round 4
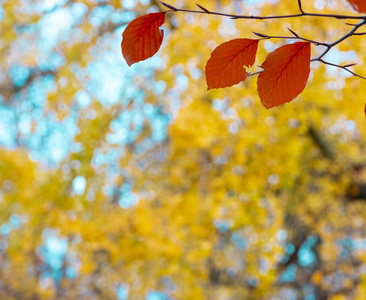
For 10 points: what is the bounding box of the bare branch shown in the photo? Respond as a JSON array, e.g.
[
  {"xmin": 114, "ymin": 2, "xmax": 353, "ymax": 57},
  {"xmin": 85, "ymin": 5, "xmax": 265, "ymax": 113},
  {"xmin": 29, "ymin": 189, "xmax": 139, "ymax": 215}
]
[
  {"xmin": 161, "ymin": 2, "xmax": 366, "ymax": 20},
  {"xmin": 298, "ymin": 0, "xmax": 304, "ymax": 14},
  {"xmin": 316, "ymin": 59, "xmax": 366, "ymax": 80},
  {"xmin": 343, "ymin": 63, "xmax": 357, "ymax": 68},
  {"xmin": 159, "ymin": 2, "xmax": 366, "ymax": 82},
  {"xmin": 195, "ymin": 3, "xmax": 210, "ymax": 14},
  {"xmin": 308, "ymin": 125, "xmax": 335, "ymax": 160},
  {"xmin": 253, "ymin": 19, "xmax": 366, "ymax": 80},
  {"xmin": 316, "ymin": 19, "xmax": 366, "ymax": 60},
  {"xmin": 252, "ymin": 32, "xmax": 328, "ymax": 46},
  {"xmin": 287, "ymin": 27, "xmax": 299, "ymax": 37},
  {"xmin": 159, "ymin": 1, "xmax": 178, "ymax": 11},
  {"xmin": 252, "ymin": 31, "xmax": 270, "ymax": 38}
]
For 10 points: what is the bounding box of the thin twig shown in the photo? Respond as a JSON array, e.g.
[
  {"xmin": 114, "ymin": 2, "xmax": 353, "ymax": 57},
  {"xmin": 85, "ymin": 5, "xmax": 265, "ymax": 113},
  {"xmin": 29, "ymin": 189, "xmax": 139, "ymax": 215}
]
[
  {"xmin": 249, "ymin": 59, "xmax": 365, "ymax": 80},
  {"xmin": 316, "ymin": 19, "xmax": 366, "ymax": 60},
  {"xmin": 160, "ymin": 2, "xmax": 366, "ymax": 20},
  {"xmin": 343, "ymin": 63, "xmax": 357, "ymax": 68},
  {"xmin": 298, "ymin": 0, "xmax": 304, "ymax": 14},
  {"xmin": 253, "ymin": 31, "xmax": 328, "ymax": 46},
  {"xmin": 159, "ymin": 2, "xmax": 366, "ymax": 81},
  {"xmin": 314, "ymin": 59, "xmax": 366, "ymax": 80},
  {"xmin": 160, "ymin": 1, "xmax": 178, "ymax": 11},
  {"xmin": 252, "ymin": 20, "xmax": 366, "ymax": 80},
  {"xmin": 195, "ymin": 3, "xmax": 210, "ymax": 14},
  {"xmin": 287, "ymin": 28, "xmax": 299, "ymax": 38}
]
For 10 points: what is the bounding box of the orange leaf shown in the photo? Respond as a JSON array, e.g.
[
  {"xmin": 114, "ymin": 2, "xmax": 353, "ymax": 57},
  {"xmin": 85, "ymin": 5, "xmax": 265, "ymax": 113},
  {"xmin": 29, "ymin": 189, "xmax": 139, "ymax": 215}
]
[
  {"xmin": 347, "ymin": 0, "xmax": 366, "ymax": 13},
  {"xmin": 257, "ymin": 42, "xmax": 311, "ymax": 109},
  {"xmin": 205, "ymin": 39, "xmax": 259, "ymax": 90},
  {"xmin": 122, "ymin": 12, "xmax": 166, "ymax": 66}
]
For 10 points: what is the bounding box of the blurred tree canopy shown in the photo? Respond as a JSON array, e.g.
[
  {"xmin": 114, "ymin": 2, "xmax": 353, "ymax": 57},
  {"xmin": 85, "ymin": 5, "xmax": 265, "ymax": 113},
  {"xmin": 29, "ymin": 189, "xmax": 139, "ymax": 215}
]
[{"xmin": 1, "ymin": 0, "xmax": 366, "ymax": 299}]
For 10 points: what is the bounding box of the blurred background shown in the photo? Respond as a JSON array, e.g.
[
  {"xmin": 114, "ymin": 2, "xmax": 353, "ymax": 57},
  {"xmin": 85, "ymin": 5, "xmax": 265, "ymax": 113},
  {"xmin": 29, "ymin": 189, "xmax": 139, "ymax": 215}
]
[{"xmin": 1, "ymin": 0, "xmax": 366, "ymax": 299}]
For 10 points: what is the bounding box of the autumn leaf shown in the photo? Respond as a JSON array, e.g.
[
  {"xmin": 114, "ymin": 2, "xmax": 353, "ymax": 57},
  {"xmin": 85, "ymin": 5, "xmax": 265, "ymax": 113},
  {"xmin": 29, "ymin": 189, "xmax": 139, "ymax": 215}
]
[
  {"xmin": 122, "ymin": 12, "xmax": 166, "ymax": 66},
  {"xmin": 205, "ymin": 39, "xmax": 259, "ymax": 90},
  {"xmin": 257, "ymin": 42, "xmax": 311, "ymax": 109},
  {"xmin": 347, "ymin": 0, "xmax": 366, "ymax": 13}
]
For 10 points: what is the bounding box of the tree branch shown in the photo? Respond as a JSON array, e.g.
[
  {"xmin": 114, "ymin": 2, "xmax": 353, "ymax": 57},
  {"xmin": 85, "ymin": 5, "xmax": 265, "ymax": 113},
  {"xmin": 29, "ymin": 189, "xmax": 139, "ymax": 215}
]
[
  {"xmin": 159, "ymin": 2, "xmax": 366, "ymax": 81},
  {"xmin": 308, "ymin": 125, "xmax": 335, "ymax": 160},
  {"xmin": 253, "ymin": 31, "xmax": 328, "ymax": 46},
  {"xmin": 315, "ymin": 19, "xmax": 366, "ymax": 61},
  {"xmin": 315, "ymin": 59, "xmax": 366, "ymax": 80},
  {"xmin": 160, "ymin": 2, "xmax": 366, "ymax": 20},
  {"xmin": 298, "ymin": 0, "xmax": 304, "ymax": 14},
  {"xmin": 250, "ymin": 20, "xmax": 366, "ymax": 80},
  {"xmin": 0, "ymin": 69, "xmax": 56, "ymax": 102}
]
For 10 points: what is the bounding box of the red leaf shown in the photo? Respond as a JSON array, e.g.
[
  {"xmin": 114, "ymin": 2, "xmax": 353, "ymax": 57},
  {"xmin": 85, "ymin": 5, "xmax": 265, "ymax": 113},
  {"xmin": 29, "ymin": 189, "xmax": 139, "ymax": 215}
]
[
  {"xmin": 347, "ymin": 0, "xmax": 366, "ymax": 13},
  {"xmin": 122, "ymin": 12, "xmax": 166, "ymax": 66},
  {"xmin": 205, "ymin": 39, "xmax": 259, "ymax": 90},
  {"xmin": 257, "ymin": 42, "xmax": 311, "ymax": 109}
]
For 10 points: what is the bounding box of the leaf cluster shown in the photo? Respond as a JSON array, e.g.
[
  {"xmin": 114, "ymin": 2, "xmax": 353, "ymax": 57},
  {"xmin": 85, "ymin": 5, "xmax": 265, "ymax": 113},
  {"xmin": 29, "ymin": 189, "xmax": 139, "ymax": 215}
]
[{"xmin": 122, "ymin": 0, "xmax": 366, "ymax": 110}]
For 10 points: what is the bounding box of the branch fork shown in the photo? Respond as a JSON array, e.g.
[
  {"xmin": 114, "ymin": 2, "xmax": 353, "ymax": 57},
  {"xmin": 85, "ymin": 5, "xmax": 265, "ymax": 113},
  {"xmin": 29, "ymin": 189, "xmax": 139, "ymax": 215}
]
[{"xmin": 160, "ymin": 1, "xmax": 366, "ymax": 80}]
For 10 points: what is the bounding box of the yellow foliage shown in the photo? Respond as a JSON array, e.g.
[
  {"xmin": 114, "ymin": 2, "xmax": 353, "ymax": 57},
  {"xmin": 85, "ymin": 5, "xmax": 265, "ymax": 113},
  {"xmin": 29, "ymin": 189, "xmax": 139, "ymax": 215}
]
[{"xmin": 0, "ymin": 0, "xmax": 366, "ymax": 299}]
